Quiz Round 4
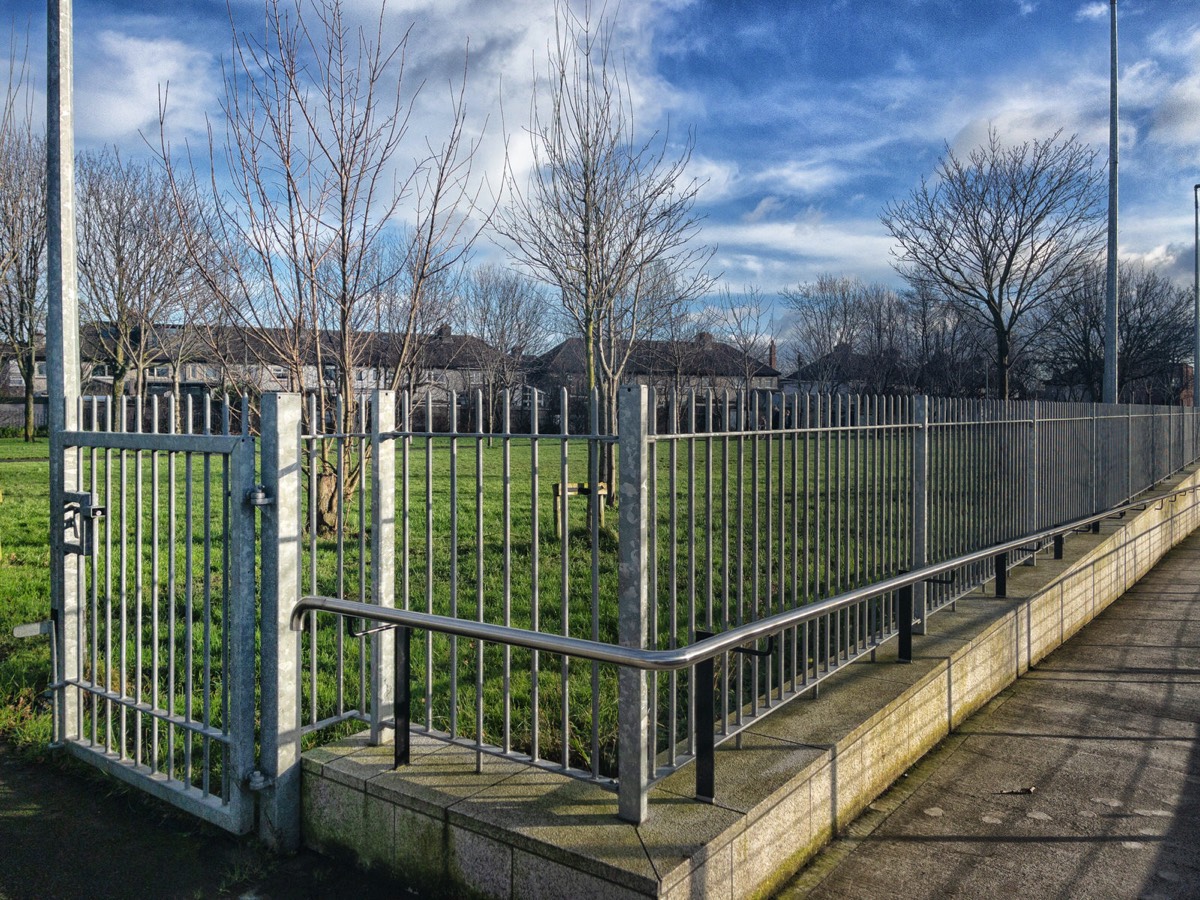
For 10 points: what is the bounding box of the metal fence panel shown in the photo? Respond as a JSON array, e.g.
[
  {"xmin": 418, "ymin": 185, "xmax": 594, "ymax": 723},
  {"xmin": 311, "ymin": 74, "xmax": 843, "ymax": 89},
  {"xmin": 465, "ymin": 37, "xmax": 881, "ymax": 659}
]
[{"xmin": 55, "ymin": 394, "xmax": 256, "ymax": 833}]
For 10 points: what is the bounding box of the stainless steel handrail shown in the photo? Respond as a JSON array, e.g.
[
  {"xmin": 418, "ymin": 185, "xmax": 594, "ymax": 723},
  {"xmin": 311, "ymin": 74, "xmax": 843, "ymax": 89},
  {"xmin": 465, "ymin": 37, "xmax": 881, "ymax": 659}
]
[
  {"xmin": 291, "ymin": 474, "xmax": 1200, "ymax": 809},
  {"xmin": 292, "ymin": 480, "xmax": 1200, "ymax": 671}
]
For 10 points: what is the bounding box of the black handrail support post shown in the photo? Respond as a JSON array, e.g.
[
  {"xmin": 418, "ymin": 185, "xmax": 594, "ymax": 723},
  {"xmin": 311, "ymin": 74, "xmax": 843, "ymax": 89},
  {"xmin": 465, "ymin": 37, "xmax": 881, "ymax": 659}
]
[
  {"xmin": 395, "ymin": 625, "xmax": 411, "ymax": 768},
  {"xmin": 898, "ymin": 584, "xmax": 913, "ymax": 663},
  {"xmin": 695, "ymin": 653, "xmax": 715, "ymax": 803},
  {"xmin": 995, "ymin": 552, "xmax": 1008, "ymax": 597}
]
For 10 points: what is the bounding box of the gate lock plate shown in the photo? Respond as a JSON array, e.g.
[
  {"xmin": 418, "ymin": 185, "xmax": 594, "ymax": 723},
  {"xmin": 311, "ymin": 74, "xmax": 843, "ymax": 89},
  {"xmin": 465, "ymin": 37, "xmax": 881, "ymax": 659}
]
[{"xmin": 64, "ymin": 491, "xmax": 105, "ymax": 556}]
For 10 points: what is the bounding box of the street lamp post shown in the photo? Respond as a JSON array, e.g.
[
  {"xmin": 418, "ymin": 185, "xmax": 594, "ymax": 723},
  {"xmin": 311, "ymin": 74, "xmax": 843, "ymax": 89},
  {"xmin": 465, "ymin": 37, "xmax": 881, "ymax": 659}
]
[
  {"xmin": 1194, "ymin": 184, "xmax": 1199, "ymax": 406},
  {"xmin": 1102, "ymin": 0, "xmax": 1119, "ymax": 403}
]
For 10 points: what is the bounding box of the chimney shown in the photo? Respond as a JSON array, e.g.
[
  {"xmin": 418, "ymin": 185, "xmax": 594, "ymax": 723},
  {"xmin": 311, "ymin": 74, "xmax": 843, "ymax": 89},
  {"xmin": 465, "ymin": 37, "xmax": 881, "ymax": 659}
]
[
  {"xmin": 768, "ymin": 340, "xmax": 777, "ymax": 370},
  {"xmin": 437, "ymin": 324, "xmax": 451, "ymax": 339}
]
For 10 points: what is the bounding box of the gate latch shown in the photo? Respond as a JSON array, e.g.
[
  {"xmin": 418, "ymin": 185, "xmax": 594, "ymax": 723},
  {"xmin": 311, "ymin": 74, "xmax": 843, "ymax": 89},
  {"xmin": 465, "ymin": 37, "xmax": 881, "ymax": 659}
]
[{"xmin": 64, "ymin": 491, "xmax": 105, "ymax": 556}]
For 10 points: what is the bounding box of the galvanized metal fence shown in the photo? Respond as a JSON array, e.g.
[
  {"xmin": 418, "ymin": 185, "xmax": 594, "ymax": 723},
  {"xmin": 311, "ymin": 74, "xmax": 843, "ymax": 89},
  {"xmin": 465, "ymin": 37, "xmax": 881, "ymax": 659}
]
[
  {"xmin": 51, "ymin": 387, "xmax": 1200, "ymax": 841},
  {"xmin": 294, "ymin": 389, "xmax": 1200, "ymax": 801},
  {"xmin": 53, "ymin": 394, "xmax": 258, "ymax": 832}
]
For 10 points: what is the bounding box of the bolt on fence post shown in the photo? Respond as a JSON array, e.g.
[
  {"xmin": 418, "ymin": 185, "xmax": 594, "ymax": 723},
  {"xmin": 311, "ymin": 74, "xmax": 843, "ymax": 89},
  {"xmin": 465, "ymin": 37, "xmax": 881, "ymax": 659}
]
[
  {"xmin": 617, "ymin": 385, "xmax": 652, "ymax": 824},
  {"xmin": 259, "ymin": 393, "xmax": 303, "ymax": 851},
  {"xmin": 911, "ymin": 396, "xmax": 929, "ymax": 634},
  {"xmin": 371, "ymin": 391, "xmax": 396, "ymax": 745}
]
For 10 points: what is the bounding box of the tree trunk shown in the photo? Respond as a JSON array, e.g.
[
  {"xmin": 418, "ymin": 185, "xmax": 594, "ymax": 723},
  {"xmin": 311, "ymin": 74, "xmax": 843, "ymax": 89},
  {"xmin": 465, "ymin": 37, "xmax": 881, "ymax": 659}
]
[
  {"xmin": 996, "ymin": 327, "xmax": 1011, "ymax": 400},
  {"xmin": 23, "ymin": 380, "xmax": 34, "ymax": 442},
  {"xmin": 19, "ymin": 354, "xmax": 35, "ymax": 441},
  {"xmin": 315, "ymin": 468, "xmax": 340, "ymax": 535}
]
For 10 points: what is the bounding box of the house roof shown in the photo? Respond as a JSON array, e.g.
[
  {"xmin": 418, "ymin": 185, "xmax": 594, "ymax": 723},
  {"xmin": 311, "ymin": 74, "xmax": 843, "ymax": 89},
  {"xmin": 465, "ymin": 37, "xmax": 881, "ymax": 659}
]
[
  {"xmin": 78, "ymin": 322, "xmax": 500, "ymax": 372},
  {"xmin": 530, "ymin": 335, "xmax": 780, "ymax": 380}
]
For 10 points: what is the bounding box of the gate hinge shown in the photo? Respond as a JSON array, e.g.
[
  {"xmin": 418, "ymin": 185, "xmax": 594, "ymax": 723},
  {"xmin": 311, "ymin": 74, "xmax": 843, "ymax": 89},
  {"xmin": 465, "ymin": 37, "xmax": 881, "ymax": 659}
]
[
  {"xmin": 245, "ymin": 486, "xmax": 273, "ymax": 508},
  {"xmin": 248, "ymin": 769, "xmax": 274, "ymax": 791}
]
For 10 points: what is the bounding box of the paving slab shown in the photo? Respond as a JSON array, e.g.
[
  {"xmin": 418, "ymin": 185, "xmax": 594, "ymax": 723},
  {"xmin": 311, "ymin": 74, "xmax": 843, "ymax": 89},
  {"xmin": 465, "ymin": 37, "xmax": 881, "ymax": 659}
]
[{"xmin": 781, "ymin": 529, "xmax": 1200, "ymax": 900}]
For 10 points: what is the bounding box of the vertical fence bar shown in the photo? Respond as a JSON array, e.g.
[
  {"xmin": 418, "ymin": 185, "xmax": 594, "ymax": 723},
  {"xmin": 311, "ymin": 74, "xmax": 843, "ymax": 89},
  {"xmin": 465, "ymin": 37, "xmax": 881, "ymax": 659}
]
[
  {"xmin": 617, "ymin": 385, "xmax": 652, "ymax": 824},
  {"xmin": 371, "ymin": 391, "xmax": 396, "ymax": 744},
  {"xmin": 1027, "ymin": 400, "xmax": 1038, "ymax": 546},
  {"xmin": 529, "ymin": 388, "xmax": 541, "ymax": 762},
  {"xmin": 911, "ymin": 397, "xmax": 928, "ymax": 634},
  {"xmin": 225, "ymin": 405, "xmax": 261, "ymax": 835},
  {"xmin": 259, "ymin": 393, "xmax": 303, "ymax": 850}
]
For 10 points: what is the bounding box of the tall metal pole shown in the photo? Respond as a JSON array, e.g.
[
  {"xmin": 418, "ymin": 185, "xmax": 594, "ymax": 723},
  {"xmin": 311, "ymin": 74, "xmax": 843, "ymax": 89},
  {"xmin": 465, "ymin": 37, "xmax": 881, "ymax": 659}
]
[
  {"xmin": 47, "ymin": 0, "xmax": 82, "ymax": 743},
  {"xmin": 1102, "ymin": 0, "xmax": 1119, "ymax": 404},
  {"xmin": 1194, "ymin": 184, "xmax": 1199, "ymax": 407}
]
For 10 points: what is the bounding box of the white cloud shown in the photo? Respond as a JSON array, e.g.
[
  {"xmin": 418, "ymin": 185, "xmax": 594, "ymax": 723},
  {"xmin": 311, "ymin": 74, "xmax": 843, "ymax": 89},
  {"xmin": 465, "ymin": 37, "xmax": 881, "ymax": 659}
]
[
  {"xmin": 705, "ymin": 217, "xmax": 900, "ymax": 293},
  {"xmin": 1149, "ymin": 77, "xmax": 1200, "ymax": 148},
  {"xmin": 686, "ymin": 155, "xmax": 741, "ymax": 203},
  {"xmin": 1075, "ymin": 2, "xmax": 1108, "ymax": 22},
  {"xmin": 743, "ymin": 196, "xmax": 783, "ymax": 224},
  {"xmin": 77, "ymin": 30, "xmax": 217, "ymax": 143},
  {"xmin": 753, "ymin": 159, "xmax": 851, "ymax": 197}
]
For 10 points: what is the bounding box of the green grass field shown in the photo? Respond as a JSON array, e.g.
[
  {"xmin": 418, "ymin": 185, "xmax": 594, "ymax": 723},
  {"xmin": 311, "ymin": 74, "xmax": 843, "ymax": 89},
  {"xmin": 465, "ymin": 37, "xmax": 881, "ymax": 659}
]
[
  {"xmin": 0, "ymin": 428, "xmax": 918, "ymax": 780},
  {"xmin": 0, "ymin": 440, "xmax": 54, "ymax": 750}
]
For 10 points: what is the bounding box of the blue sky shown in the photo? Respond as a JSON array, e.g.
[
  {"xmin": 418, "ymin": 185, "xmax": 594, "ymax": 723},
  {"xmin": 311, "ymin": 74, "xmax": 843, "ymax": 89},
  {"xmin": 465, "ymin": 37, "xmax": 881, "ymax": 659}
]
[{"xmin": 6, "ymin": 0, "xmax": 1199, "ymax": 299}]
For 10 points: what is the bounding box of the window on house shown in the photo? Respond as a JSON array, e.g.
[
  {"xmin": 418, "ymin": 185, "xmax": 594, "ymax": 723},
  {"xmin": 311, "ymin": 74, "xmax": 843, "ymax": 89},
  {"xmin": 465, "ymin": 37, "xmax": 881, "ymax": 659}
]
[
  {"xmin": 35, "ymin": 362, "xmax": 46, "ymax": 377},
  {"xmin": 147, "ymin": 365, "xmax": 170, "ymax": 379},
  {"xmin": 270, "ymin": 366, "xmax": 288, "ymax": 381},
  {"xmin": 91, "ymin": 364, "xmax": 109, "ymax": 378}
]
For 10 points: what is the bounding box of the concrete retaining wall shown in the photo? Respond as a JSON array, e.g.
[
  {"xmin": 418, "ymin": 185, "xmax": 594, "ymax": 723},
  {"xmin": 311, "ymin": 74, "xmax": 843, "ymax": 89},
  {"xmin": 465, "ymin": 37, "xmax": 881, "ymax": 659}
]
[{"xmin": 301, "ymin": 467, "xmax": 1200, "ymax": 898}]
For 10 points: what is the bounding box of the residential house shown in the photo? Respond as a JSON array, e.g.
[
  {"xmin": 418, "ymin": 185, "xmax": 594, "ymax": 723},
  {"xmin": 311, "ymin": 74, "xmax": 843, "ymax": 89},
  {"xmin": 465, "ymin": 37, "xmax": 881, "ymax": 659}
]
[{"xmin": 527, "ymin": 334, "xmax": 780, "ymax": 432}]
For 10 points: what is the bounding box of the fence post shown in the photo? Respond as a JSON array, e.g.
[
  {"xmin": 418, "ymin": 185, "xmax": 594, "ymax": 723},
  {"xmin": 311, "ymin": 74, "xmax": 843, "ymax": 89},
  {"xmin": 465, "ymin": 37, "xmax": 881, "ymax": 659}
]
[
  {"xmin": 617, "ymin": 385, "xmax": 652, "ymax": 824},
  {"xmin": 1026, "ymin": 400, "xmax": 1038, "ymax": 559},
  {"xmin": 1091, "ymin": 404, "xmax": 1099, "ymax": 517},
  {"xmin": 259, "ymin": 393, "xmax": 303, "ymax": 851},
  {"xmin": 371, "ymin": 391, "xmax": 396, "ymax": 745},
  {"xmin": 911, "ymin": 396, "xmax": 929, "ymax": 634},
  {"xmin": 47, "ymin": 0, "xmax": 82, "ymax": 748},
  {"xmin": 1126, "ymin": 404, "xmax": 1133, "ymax": 502}
]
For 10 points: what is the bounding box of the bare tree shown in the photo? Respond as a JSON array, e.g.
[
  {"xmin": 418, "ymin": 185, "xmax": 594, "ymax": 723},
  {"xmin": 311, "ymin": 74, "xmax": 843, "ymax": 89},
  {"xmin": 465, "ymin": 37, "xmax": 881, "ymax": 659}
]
[
  {"xmin": 855, "ymin": 282, "xmax": 910, "ymax": 394},
  {"xmin": 716, "ymin": 285, "xmax": 778, "ymax": 392},
  {"xmin": 642, "ymin": 277, "xmax": 716, "ymax": 398},
  {"xmin": 882, "ymin": 129, "xmax": 1105, "ymax": 398},
  {"xmin": 1040, "ymin": 261, "xmax": 1191, "ymax": 402},
  {"xmin": 77, "ymin": 148, "xmax": 201, "ymax": 402},
  {"xmin": 0, "ymin": 31, "xmax": 27, "ymax": 282},
  {"xmin": 457, "ymin": 264, "xmax": 553, "ymax": 433},
  {"xmin": 904, "ymin": 282, "xmax": 989, "ymax": 397},
  {"xmin": 495, "ymin": 1, "xmax": 711, "ymax": 494},
  {"xmin": 160, "ymin": 0, "xmax": 483, "ymax": 530},
  {"xmin": 782, "ymin": 274, "xmax": 866, "ymax": 391},
  {"xmin": 0, "ymin": 35, "xmax": 44, "ymax": 440}
]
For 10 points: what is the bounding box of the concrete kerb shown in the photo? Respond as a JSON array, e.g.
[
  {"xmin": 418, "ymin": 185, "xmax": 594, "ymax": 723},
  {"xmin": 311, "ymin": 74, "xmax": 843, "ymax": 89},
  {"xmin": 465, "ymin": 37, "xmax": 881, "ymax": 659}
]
[{"xmin": 300, "ymin": 464, "xmax": 1200, "ymax": 899}]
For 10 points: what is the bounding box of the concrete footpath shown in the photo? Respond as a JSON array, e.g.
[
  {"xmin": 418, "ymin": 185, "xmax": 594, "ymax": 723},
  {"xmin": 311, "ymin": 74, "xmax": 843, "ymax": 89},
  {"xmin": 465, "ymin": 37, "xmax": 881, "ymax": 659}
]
[
  {"xmin": 780, "ymin": 530, "xmax": 1200, "ymax": 900},
  {"xmin": 0, "ymin": 744, "xmax": 403, "ymax": 899}
]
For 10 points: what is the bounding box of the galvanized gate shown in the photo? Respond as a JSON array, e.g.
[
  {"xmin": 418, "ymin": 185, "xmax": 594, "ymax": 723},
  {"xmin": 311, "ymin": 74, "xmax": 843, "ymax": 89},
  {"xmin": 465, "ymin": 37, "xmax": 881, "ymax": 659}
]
[{"xmin": 48, "ymin": 402, "xmax": 259, "ymax": 834}]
